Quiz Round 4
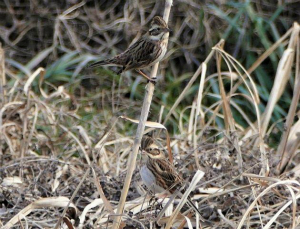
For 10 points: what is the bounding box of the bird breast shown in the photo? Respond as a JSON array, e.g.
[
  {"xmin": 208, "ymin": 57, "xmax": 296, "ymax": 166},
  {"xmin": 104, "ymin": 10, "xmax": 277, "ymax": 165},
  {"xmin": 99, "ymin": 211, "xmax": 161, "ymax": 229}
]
[
  {"xmin": 140, "ymin": 165, "xmax": 165, "ymax": 193},
  {"xmin": 159, "ymin": 40, "xmax": 168, "ymax": 60},
  {"xmin": 150, "ymin": 40, "xmax": 167, "ymax": 66}
]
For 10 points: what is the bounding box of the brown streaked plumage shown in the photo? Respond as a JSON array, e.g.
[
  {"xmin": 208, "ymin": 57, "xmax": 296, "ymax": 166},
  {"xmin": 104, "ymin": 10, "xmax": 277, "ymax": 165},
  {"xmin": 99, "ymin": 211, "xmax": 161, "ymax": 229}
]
[
  {"xmin": 140, "ymin": 136, "xmax": 205, "ymax": 221},
  {"xmin": 88, "ymin": 16, "xmax": 170, "ymax": 83},
  {"xmin": 140, "ymin": 136, "xmax": 182, "ymax": 193}
]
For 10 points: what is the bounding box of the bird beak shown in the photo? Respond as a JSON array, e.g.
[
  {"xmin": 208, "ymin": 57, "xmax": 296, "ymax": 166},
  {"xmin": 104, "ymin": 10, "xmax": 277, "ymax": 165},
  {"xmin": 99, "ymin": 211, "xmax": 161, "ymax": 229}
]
[
  {"xmin": 165, "ymin": 28, "xmax": 172, "ymax": 32},
  {"xmin": 141, "ymin": 150, "xmax": 146, "ymax": 154}
]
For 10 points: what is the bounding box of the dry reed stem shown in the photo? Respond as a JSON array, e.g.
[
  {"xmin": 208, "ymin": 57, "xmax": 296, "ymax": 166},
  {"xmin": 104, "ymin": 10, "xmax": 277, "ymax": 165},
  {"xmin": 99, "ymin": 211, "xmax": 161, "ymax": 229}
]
[
  {"xmin": 0, "ymin": 43, "xmax": 6, "ymax": 106},
  {"xmin": 216, "ymin": 43, "xmax": 231, "ymax": 131},
  {"xmin": 276, "ymin": 22, "xmax": 300, "ymax": 173},
  {"xmin": 260, "ymin": 48, "xmax": 295, "ymax": 136},
  {"xmin": 162, "ymin": 39, "xmax": 225, "ymax": 127},
  {"xmin": 195, "ymin": 63, "xmax": 207, "ymax": 127},
  {"xmin": 155, "ymin": 196, "xmax": 176, "ymax": 223},
  {"xmin": 92, "ymin": 168, "xmax": 115, "ymax": 213},
  {"xmin": 213, "ymin": 48, "xmax": 261, "ymax": 127},
  {"xmin": 61, "ymin": 121, "xmax": 115, "ymax": 214},
  {"xmin": 54, "ymin": 167, "xmax": 90, "ymax": 229},
  {"xmin": 203, "ymin": 25, "xmax": 296, "ymax": 164},
  {"xmin": 212, "ymin": 47, "xmax": 267, "ymax": 174},
  {"xmin": 231, "ymin": 26, "xmax": 294, "ymax": 95},
  {"xmin": 0, "ymin": 44, "xmax": 6, "ymax": 158},
  {"xmin": 237, "ymin": 180, "xmax": 300, "ymax": 229},
  {"xmin": 164, "ymin": 170, "xmax": 204, "ymax": 229},
  {"xmin": 192, "ymin": 63, "xmax": 207, "ymax": 169},
  {"xmin": 188, "ymin": 101, "xmax": 195, "ymax": 143},
  {"xmin": 4, "ymin": 197, "xmax": 78, "ymax": 229},
  {"xmin": 217, "ymin": 208, "xmax": 237, "ymax": 228},
  {"xmin": 283, "ymin": 120, "xmax": 300, "ymax": 170},
  {"xmin": 181, "ymin": 215, "xmax": 194, "ymax": 229},
  {"xmin": 111, "ymin": 1, "xmax": 173, "ymax": 228},
  {"xmin": 200, "ymin": 46, "xmax": 261, "ymax": 172},
  {"xmin": 216, "ymin": 42, "xmax": 243, "ymax": 170},
  {"xmin": 59, "ymin": 124, "xmax": 91, "ymax": 165}
]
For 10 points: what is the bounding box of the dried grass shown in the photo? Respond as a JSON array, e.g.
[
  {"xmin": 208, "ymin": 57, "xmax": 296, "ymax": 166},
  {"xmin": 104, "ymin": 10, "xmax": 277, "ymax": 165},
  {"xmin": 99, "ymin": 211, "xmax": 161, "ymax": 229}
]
[{"xmin": 0, "ymin": 1, "xmax": 300, "ymax": 229}]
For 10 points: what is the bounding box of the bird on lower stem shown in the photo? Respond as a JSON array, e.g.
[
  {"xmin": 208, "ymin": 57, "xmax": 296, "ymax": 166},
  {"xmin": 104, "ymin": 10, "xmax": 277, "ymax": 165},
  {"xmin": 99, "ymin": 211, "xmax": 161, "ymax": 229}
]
[{"xmin": 139, "ymin": 135, "xmax": 205, "ymax": 222}]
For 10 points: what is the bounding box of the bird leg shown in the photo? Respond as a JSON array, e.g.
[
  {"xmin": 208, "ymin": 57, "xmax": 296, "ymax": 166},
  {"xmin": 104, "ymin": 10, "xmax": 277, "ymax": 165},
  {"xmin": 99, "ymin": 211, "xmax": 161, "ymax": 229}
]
[
  {"xmin": 136, "ymin": 69, "xmax": 157, "ymax": 84},
  {"xmin": 116, "ymin": 66, "xmax": 125, "ymax": 75}
]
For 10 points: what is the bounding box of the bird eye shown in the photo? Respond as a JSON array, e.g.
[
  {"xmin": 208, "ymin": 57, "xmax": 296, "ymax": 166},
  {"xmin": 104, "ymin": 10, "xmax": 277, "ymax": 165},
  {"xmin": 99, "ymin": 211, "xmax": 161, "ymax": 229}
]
[{"xmin": 157, "ymin": 28, "xmax": 161, "ymax": 31}]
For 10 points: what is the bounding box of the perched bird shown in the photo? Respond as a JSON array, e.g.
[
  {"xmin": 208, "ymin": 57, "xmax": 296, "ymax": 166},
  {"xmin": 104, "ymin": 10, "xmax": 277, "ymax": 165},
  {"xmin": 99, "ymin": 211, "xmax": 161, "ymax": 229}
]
[
  {"xmin": 140, "ymin": 136, "xmax": 205, "ymax": 221},
  {"xmin": 88, "ymin": 16, "xmax": 170, "ymax": 83}
]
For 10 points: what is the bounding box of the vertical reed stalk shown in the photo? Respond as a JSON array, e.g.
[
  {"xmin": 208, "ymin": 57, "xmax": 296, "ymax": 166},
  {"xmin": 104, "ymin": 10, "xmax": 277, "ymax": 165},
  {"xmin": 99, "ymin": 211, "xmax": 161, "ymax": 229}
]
[{"xmin": 111, "ymin": 1, "xmax": 173, "ymax": 228}]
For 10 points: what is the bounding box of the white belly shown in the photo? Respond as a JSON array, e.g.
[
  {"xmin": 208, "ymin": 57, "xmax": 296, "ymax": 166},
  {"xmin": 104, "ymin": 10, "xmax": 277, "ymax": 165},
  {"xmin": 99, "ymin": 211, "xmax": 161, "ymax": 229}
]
[
  {"xmin": 157, "ymin": 43, "xmax": 167, "ymax": 62},
  {"xmin": 140, "ymin": 165, "xmax": 165, "ymax": 194},
  {"xmin": 150, "ymin": 40, "xmax": 168, "ymax": 66}
]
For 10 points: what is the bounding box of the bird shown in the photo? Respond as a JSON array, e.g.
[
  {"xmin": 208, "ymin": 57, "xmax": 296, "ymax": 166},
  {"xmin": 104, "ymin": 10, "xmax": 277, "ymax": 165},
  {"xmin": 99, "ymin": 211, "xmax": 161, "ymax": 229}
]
[
  {"xmin": 88, "ymin": 16, "xmax": 171, "ymax": 83},
  {"xmin": 139, "ymin": 136, "xmax": 205, "ymax": 221}
]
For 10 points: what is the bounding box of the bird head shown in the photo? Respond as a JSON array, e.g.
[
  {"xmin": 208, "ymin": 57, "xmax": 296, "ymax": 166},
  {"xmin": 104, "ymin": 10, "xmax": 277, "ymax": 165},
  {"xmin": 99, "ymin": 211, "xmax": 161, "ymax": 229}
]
[
  {"xmin": 141, "ymin": 136, "xmax": 165, "ymax": 159},
  {"xmin": 148, "ymin": 16, "xmax": 171, "ymax": 41}
]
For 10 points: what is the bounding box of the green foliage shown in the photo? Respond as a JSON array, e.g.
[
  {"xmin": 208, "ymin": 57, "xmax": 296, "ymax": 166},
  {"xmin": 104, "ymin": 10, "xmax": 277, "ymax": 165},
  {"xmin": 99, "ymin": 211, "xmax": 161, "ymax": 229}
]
[{"xmin": 4, "ymin": 1, "xmax": 297, "ymax": 141}]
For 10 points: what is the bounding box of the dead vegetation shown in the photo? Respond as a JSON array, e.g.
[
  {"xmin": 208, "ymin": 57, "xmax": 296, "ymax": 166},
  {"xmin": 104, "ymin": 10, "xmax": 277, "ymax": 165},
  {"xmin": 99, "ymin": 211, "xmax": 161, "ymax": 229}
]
[{"xmin": 0, "ymin": 0, "xmax": 300, "ymax": 228}]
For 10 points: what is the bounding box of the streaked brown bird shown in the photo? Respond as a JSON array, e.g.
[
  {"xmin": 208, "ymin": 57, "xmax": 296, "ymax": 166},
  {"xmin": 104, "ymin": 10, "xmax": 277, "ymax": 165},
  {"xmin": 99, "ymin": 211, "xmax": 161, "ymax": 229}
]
[
  {"xmin": 88, "ymin": 16, "xmax": 170, "ymax": 83},
  {"xmin": 140, "ymin": 136, "xmax": 205, "ymax": 221}
]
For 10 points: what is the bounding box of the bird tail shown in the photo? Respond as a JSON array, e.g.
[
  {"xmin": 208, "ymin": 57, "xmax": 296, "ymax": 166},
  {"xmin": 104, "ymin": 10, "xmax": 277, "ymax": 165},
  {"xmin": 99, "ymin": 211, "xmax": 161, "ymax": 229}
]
[
  {"xmin": 88, "ymin": 59, "xmax": 110, "ymax": 69},
  {"xmin": 187, "ymin": 198, "xmax": 205, "ymax": 222}
]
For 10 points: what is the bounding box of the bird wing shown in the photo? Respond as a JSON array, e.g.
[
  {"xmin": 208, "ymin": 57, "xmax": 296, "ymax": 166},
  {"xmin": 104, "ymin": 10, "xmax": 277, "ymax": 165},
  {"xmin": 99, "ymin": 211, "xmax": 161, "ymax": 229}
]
[
  {"xmin": 103, "ymin": 37, "xmax": 144, "ymax": 67},
  {"xmin": 88, "ymin": 39, "xmax": 146, "ymax": 67},
  {"xmin": 89, "ymin": 35, "xmax": 162, "ymax": 70},
  {"xmin": 122, "ymin": 38, "xmax": 161, "ymax": 70},
  {"xmin": 150, "ymin": 158, "xmax": 183, "ymax": 193}
]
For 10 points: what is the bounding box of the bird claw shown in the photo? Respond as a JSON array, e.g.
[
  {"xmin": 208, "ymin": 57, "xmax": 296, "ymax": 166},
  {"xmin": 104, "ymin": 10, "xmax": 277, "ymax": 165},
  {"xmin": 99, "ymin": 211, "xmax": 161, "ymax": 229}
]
[{"xmin": 148, "ymin": 77, "xmax": 157, "ymax": 85}]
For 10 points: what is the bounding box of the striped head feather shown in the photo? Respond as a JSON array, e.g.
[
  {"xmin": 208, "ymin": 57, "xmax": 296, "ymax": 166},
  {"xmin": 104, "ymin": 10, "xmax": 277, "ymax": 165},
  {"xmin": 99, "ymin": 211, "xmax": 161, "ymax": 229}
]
[{"xmin": 148, "ymin": 16, "xmax": 170, "ymax": 40}]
